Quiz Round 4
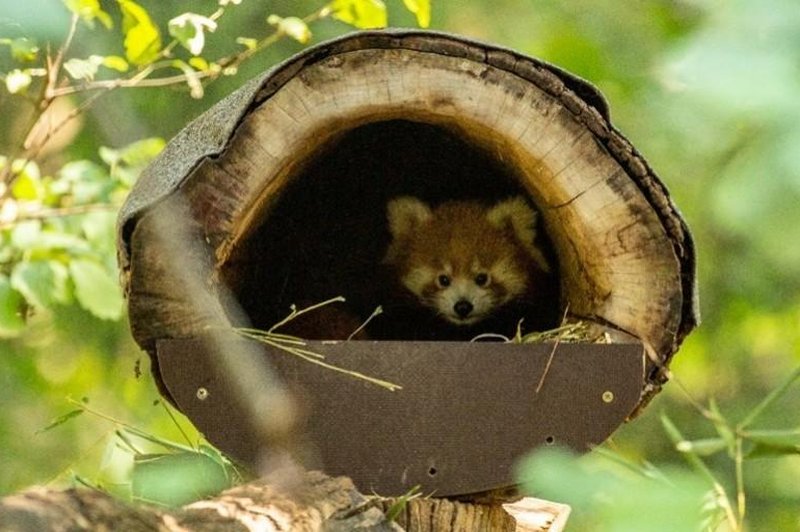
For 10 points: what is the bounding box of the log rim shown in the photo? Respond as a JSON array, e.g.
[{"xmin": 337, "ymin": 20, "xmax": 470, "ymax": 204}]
[{"xmin": 117, "ymin": 29, "xmax": 698, "ymax": 401}]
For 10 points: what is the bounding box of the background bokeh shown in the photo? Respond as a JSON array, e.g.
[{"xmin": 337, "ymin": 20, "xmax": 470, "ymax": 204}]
[{"xmin": 1, "ymin": 0, "xmax": 798, "ymax": 528}]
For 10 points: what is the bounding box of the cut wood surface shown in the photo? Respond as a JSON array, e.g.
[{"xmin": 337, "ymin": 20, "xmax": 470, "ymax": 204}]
[{"xmin": 0, "ymin": 472, "xmax": 565, "ymax": 531}]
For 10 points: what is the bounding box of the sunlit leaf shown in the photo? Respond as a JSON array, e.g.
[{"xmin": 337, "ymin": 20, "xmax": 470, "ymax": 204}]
[
  {"xmin": 267, "ymin": 15, "xmax": 312, "ymax": 44},
  {"xmin": 117, "ymin": 137, "xmax": 166, "ymax": 168},
  {"xmin": 218, "ymin": 0, "xmax": 242, "ymax": 5},
  {"xmin": 36, "ymin": 408, "xmax": 84, "ymax": 434},
  {"xmin": 64, "ymin": 56, "xmax": 102, "ymax": 81},
  {"xmin": 81, "ymin": 211, "xmax": 118, "ymax": 252},
  {"xmin": 11, "ymin": 170, "xmax": 45, "ymax": 201},
  {"xmin": 11, "ymin": 260, "xmax": 71, "ymax": 309},
  {"xmin": 0, "ymin": 275, "xmax": 25, "ymax": 338},
  {"xmin": 236, "ymin": 37, "xmax": 257, "ymax": 51},
  {"xmin": 69, "ymin": 259, "xmax": 123, "ymax": 320},
  {"xmin": 5, "ymin": 69, "xmax": 32, "ymax": 94},
  {"xmin": 0, "ymin": 38, "xmax": 39, "ymax": 62},
  {"xmin": 188, "ymin": 57, "xmax": 209, "ymax": 71},
  {"xmin": 402, "ymin": 0, "xmax": 430, "ymax": 28},
  {"xmin": 102, "ymin": 55, "xmax": 129, "ymax": 72},
  {"xmin": 329, "ymin": 0, "xmax": 387, "ymax": 29},
  {"xmin": 10, "ymin": 220, "xmax": 42, "ymax": 249},
  {"xmin": 119, "ymin": 0, "xmax": 162, "ymax": 65},
  {"xmin": 132, "ymin": 451, "xmax": 231, "ymax": 506},
  {"xmin": 169, "ymin": 13, "xmax": 217, "ymax": 56},
  {"xmin": 62, "ymin": 0, "xmax": 113, "ymax": 29},
  {"xmin": 30, "ymin": 231, "xmax": 91, "ymax": 253},
  {"xmin": 101, "ymin": 137, "xmax": 165, "ymax": 186}
]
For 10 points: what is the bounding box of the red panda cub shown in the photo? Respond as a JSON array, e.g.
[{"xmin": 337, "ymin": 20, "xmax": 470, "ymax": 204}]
[{"xmin": 382, "ymin": 196, "xmax": 556, "ymax": 339}]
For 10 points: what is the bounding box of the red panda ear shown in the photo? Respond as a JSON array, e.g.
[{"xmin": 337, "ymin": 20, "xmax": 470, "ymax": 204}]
[
  {"xmin": 387, "ymin": 196, "xmax": 432, "ymax": 238},
  {"xmin": 487, "ymin": 197, "xmax": 551, "ymax": 273}
]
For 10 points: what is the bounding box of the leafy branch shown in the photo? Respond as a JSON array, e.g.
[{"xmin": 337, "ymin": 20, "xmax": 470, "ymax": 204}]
[
  {"xmin": 662, "ymin": 365, "xmax": 800, "ymax": 531},
  {"xmin": 0, "ymin": 0, "xmax": 430, "ymax": 334}
]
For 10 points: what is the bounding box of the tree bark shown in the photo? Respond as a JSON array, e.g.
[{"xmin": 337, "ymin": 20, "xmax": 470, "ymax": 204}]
[{"xmin": 0, "ymin": 472, "xmax": 565, "ymax": 531}]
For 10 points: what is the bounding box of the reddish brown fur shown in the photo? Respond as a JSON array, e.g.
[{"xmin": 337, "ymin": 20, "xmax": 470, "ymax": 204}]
[{"xmin": 381, "ymin": 197, "xmax": 557, "ymax": 338}]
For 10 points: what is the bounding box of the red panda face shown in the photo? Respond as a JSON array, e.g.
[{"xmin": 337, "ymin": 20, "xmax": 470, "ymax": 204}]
[
  {"xmin": 384, "ymin": 197, "xmax": 549, "ymax": 326},
  {"xmin": 401, "ymin": 254, "xmax": 527, "ymax": 325}
]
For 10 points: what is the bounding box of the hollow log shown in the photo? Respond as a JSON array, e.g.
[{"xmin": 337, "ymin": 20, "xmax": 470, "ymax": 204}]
[{"xmin": 116, "ymin": 29, "xmax": 698, "ymax": 500}]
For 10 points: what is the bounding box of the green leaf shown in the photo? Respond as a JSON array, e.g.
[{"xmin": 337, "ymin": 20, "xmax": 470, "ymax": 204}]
[
  {"xmin": 5, "ymin": 38, "xmax": 39, "ymax": 62},
  {"xmin": 102, "ymin": 55, "xmax": 129, "ymax": 72},
  {"xmin": 675, "ymin": 437, "xmax": 729, "ymax": 457},
  {"xmin": 168, "ymin": 13, "xmax": 217, "ymax": 56},
  {"xmin": 10, "ymin": 166, "xmax": 45, "ymax": 200},
  {"xmin": 10, "ymin": 259, "xmax": 71, "ymax": 309},
  {"xmin": 36, "ymin": 408, "xmax": 84, "ymax": 434},
  {"xmin": 402, "ymin": 0, "xmax": 430, "ymax": 28},
  {"xmin": 236, "ymin": 37, "xmax": 257, "ymax": 51},
  {"xmin": 707, "ymin": 399, "xmax": 736, "ymax": 454},
  {"xmin": 63, "ymin": 0, "xmax": 113, "ymax": 29},
  {"xmin": 329, "ymin": 0, "xmax": 387, "ymax": 29},
  {"xmin": 188, "ymin": 57, "xmax": 209, "ymax": 71},
  {"xmin": 117, "ymin": 137, "xmax": 165, "ymax": 168},
  {"xmin": 81, "ymin": 211, "xmax": 117, "ymax": 251},
  {"xmin": 5, "ymin": 69, "xmax": 32, "ymax": 94},
  {"xmin": 267, "ymin": 15, "xmax": 312, "ymax": 44},
  {"xmin": 118, "ymin": 0, "xmax": 162, "ymax": 65},
  {"xmin": 132, "ymin": 451, "xmax": 232, "ymax": 507},
  {"xmin": 100, "ymin": 137, "xmax": 164, "ymax": 186},
  {"xmin": 10, "ymin": 220, "xmax": 42, "ymax": 249},
  {"xmin": 58, "ymin": 160, "xmax": 110, "ymax": 203},
  {"xmin": 743, "ymin": 429, "xmax": 800, "ymax": 458},
  {"xmin": 738, "ymin": 366, "xmax": 800, "ymax": 430},
  {"xmin": 69, "ymin": 259, "xmax": 123, "ymax": 320},
  {"xmin": 0, "ymin": 275, "xmax": 25, "ymax": 338},
  {"xmin": 517, "ymin": 447, "xmax": 708, "ymax": 530},
  {"xmin": 64, "ymin": 56, "xmax": 102, "ymax": 81}
]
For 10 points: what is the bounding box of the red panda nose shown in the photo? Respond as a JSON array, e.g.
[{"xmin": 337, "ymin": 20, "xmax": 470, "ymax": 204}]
[{"xmin": 454, "ymin": 300, "xmax": 474, "ymax": 318}]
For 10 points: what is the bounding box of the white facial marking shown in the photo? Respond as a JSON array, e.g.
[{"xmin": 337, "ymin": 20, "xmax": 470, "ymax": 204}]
[
  {"xmin": 435, "ymin": 278, "xmax": 495, "ymax": 325},
  {"xmin": 402, "ymin": 266, "xmax": 435, "ymax": 296}
]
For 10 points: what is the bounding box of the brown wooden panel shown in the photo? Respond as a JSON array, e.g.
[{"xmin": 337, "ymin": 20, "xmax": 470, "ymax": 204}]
[{"xmin": 157, "ymin": 337, "xmax": 643, "ymax": 497}]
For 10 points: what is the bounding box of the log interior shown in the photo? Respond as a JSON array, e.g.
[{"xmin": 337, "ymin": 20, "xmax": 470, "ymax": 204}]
[{"xmin": 220, "ymin": 119, "xmax": 561, "ymax": 340}]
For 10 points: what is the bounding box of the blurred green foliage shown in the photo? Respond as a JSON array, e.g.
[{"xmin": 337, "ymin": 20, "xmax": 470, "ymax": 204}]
[{"xmin": 1, "ymin": 0, "xmax": 799, "ymax": 529}]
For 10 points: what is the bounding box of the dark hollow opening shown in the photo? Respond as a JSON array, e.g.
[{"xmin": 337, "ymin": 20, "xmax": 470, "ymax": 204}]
[{"xmin": 223, "ymin": 119, "xmax": 561, "ymax": 340}]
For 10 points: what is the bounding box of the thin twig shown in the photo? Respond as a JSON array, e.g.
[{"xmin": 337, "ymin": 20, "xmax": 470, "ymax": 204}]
[
  {"xmin": 535, "ymin": 305, "xmax": 570, "ymax": 394},
  {"xmin": 268, "ymin": 296, "xmax": 346, "ymax": 333},
  {"xmin": 158, "ymin": 399, "xmax": 195, "ymax": 449},
  {"xmin": 0, "ymin": 202, "xmax": 120, "ymax": 230},
  {"xmin": 735, "ymin": 437, "xmax": 745, "ymax": 527},
  {"xmin": 51, "ymin": 7, "xmax": 331, "ymax": 98},
  {"xmin": 347, "ymin": 305, "xmax": 383, "ymax": 341}
]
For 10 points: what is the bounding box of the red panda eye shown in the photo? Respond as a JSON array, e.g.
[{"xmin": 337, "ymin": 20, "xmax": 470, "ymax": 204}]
[
  {"xmin": 437, "ymin": 275, "xmax": 451, "ymax": 287},
  {"xmin": 475, "ymin": 273, "xmax": 489, "ymax": 286}
]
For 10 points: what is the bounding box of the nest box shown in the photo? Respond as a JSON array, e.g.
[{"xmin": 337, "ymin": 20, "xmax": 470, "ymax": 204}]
[{"xmin": 117, "ymin": 30, "xmax": 698, "ymax": 499}]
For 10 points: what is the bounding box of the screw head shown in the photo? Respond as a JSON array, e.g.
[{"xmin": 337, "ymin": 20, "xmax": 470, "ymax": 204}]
[
  {"xmin": 196, "ymin": 387, "xmax": 209, "ymax": 401},
  {"xmin": 602, "ymin": 390, "xmax": 615, "ymax": 403}
]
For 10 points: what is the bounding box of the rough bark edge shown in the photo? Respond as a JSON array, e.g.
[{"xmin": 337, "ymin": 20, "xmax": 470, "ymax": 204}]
[
  {"xmin": 0, "ymin": 472, "xmax": 399, "ymax": 532},
  {"xmin": 0, "ymin": 472, "xmax": 567, "ymax": 531}
]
